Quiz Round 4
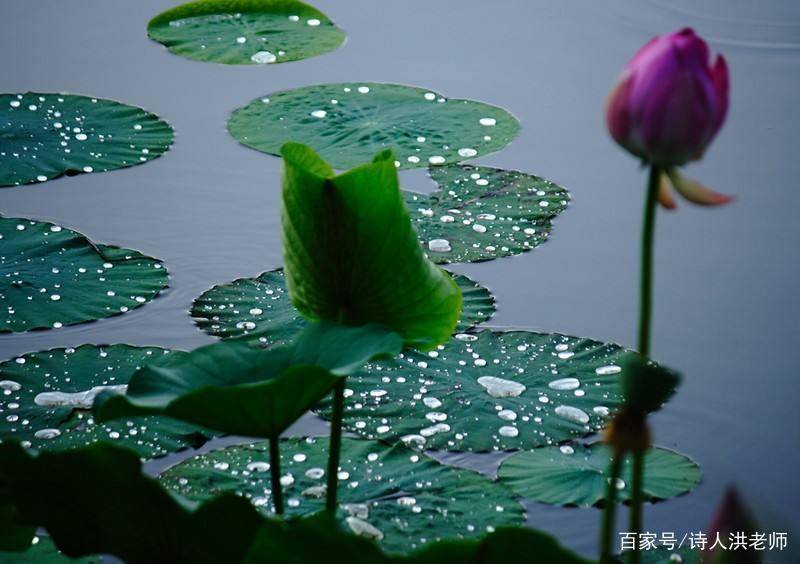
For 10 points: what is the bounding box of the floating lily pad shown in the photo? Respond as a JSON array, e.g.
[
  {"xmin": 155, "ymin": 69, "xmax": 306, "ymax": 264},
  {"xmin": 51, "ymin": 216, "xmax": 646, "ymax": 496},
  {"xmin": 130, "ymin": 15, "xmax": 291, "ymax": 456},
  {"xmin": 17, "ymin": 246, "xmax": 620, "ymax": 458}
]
[
  {"xmin": 497, "ymin": 444, "xmax": 701, "ymax": 507},
  {"xmin": 0, "ymin": 344, "xmax": 212, "ymax": 458},
  {"xmin": 407, "ymin": 164, "xmax": 570, "ymax": 264},
  {"xmin": 0, "ymin": 536, "xmax": 99, "ymax": 563},
  {"xmin": 316, "ymin": 330, "xmax": 630, "ymax": 452},
  {"xmin": 160, "ymin": 437, "xmax": 523, "ymax": 554},
  {"xmin": 228, "ymin": 83, "xmax": 518, "ymax": 170},
  {"xmin": 0, "ymin": 217, "xmax": 168, "ymax": 333},
  {"xmin": 148, "ymin": 0, "xmax": 345, "ymax": 65},
  {"xmin": 0, "ymin": 93, "xmax": 173, "ymax": 187},
  {"xmin": 192, "ymin": 269, "xmax": 494, "ymax": 345}
]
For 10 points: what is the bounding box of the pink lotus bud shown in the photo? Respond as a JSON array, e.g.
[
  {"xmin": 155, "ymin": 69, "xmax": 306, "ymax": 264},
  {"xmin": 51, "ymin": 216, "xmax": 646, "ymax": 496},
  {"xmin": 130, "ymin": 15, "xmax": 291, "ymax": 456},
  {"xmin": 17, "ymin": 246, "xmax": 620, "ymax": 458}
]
[{"xmin": 607, "ymin": 28, "xmax": 729, "ymax": 168}]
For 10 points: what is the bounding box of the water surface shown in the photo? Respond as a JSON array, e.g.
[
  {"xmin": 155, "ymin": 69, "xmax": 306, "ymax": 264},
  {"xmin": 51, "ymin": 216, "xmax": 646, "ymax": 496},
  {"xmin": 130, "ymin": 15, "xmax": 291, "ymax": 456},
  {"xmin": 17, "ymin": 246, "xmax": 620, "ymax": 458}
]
[{"xmin": 1, "ymin": 1, "xmax": 798, "ymax": 560}]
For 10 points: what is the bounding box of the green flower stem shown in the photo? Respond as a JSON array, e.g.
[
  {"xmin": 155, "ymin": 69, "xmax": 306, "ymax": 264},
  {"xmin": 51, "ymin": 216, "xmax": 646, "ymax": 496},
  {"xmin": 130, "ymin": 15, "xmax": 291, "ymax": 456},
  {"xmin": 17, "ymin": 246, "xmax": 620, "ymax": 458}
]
[
  {"xmin": 326, "ymin": 378, "xmax": 346, "ymax": 512},
  {"xmin": 628, "ymin": 164, "xmax": 661, "ymax": 564},
  {"xmin": 637, "ymin": 165, "xmax": 660, "ymax": 359},
  {"xmin": 269, "ymin": 435, "xmax": 284, "ymax": 515},
  {"xmin": 599, "ymin": 453, "xmax": 624, "ymax": 564}
]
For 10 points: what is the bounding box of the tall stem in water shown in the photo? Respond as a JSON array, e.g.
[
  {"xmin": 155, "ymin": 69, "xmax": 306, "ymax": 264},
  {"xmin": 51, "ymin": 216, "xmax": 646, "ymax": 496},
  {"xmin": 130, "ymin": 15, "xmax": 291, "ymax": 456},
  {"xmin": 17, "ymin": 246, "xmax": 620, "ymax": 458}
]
[
  {"xmin": 269, "ymin": 435, "xmax": 284, "ymax": 515},
  {"xmin": 599, "ymin": 453, "xmax": 624, "ymax": 563},
  {"xmin": 326, "ymin": 378, "xmax": 346, "ymax": 512},
  {"xmin": 628, "ymin": 164, "xmax": 660, "ymax": 564}
]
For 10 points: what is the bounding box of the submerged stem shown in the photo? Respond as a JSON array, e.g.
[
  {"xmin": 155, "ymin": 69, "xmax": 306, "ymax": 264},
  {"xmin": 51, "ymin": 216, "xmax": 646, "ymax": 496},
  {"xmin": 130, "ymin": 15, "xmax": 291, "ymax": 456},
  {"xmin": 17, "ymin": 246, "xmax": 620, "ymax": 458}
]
[
  {"xmin": 599, "ymin": 453, "xmax": 624, "ymax": 564},
  {"xmin": 269, "ymin": 435, "xmax": 284, "ymax": 516},
  {"xmin": 325, "ymin": 378, "xmax": 346, "ymax": 512}
]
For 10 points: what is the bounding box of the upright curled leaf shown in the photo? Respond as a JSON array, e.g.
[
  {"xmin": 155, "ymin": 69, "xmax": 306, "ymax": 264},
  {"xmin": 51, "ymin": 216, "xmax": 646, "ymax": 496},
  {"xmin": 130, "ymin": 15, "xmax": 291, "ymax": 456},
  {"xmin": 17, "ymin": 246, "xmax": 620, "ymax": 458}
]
[{"xmin": 281, "ymin": 144, "xmax": 461, "ymax": 350}]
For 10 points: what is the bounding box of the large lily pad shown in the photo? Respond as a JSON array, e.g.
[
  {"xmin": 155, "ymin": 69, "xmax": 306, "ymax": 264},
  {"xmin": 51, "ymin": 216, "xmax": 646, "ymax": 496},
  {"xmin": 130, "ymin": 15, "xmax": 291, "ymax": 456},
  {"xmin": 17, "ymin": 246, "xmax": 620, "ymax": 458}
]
[
  {"xmin": 191, "ymin": 269, "xmax": 494, "ymax": 345},
  {"xmin": 0, "ymin": 92, "xmax": 173, "ymax": 187},
  {"xmin": 228, "ymin": 83, "xmax": 518, "ymax": 170},
  {"xmin": 0, "ymin": 217, "xmax": 168, "ymax": 333},
  {"xmin": 281, "ymin": 144, "xmax": 460, "ymax": 350},
  {"xmin": 497, "ymin": 444, "xmax": 701, "ymax": 506},
  {"xmin": 407, "ymin": 164, "xmax": 570, "ymax": 264},
  {"xmin": 160, "ymin": 437, "xmax": 523, "ymax": 554},
  {"xmin": 0, "ymin": 344, "xmax": 211, "ymax": 458},
  {"xmin": 316, "ymin": 330, "xmax": 630, "ymax": 452},
  {"xmin": 148, "ymin": 0, "xmax": 345, "ymax": 65}
]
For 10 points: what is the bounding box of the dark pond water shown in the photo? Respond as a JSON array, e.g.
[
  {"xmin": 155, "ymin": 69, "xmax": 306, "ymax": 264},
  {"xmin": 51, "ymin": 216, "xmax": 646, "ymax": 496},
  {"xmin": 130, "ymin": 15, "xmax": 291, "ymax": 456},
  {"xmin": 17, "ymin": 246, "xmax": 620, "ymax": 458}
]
[{"xmin": 1, "ymin": 0, "xmax": 799, "ymax": 561}]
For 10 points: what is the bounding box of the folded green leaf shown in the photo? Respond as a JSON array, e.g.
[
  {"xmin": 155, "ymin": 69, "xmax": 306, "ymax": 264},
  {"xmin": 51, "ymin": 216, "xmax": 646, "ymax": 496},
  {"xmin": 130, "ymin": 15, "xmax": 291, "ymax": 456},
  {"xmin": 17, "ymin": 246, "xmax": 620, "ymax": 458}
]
[
  {"xmin": 96, "ymin": 322, "xmax": 402, "ymax": 438},
  {"xmin": 281, "ymin": 144, "xmax": 461, "ymax": 350}
]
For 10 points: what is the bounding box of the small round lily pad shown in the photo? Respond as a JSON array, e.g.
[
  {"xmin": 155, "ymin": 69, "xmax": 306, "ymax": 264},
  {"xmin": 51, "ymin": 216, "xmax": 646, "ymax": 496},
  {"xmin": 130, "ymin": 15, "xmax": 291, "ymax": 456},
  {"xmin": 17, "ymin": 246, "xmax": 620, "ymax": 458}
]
[
  {"xmin": 191, "ymin": 269, "xmax": 494, "ymax": 345},
  {"xmin": 408, "ymin": 164, "xmax": 570, "ymax": 264},
  {"xmin": 0, "ymin": 92, "xmax": 173, "ymax": 187},
  {"xmin": 228, "ymin": 83, "xmax": 519, "ymax": 170},
  {"xmin": 0, "ymin": 345, "xmax": 212, "ymax": 458},
  {"xmin": 315, "ymin": 330, "xmax": 631, "ymax": 452},
  {"xmin": 159, "ymin": 437, "xmax": 523, "ymax": 553},
  {"xmin": 148, "ymin": 0, "xmax": 344, "ymax": 65},
  {"xmin": 497, "ymin": 444, "xmax": 701, "ymax": 506},
  {"xmin": 0, "ymin": 216, "xmax": 168, "ymax": 333}
]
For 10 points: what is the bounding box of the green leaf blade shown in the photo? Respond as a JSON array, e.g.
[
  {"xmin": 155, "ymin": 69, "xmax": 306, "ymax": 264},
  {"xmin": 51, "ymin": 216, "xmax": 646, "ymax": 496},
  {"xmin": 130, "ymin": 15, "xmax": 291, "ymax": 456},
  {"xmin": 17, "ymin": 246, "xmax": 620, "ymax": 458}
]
[
  {"xmin": 96, "ymin": 323, "xmax": 402, "ymax": 438},
  {"xmin": 281, "ymin": 144, "xmax": 461, "ymax": 350}
]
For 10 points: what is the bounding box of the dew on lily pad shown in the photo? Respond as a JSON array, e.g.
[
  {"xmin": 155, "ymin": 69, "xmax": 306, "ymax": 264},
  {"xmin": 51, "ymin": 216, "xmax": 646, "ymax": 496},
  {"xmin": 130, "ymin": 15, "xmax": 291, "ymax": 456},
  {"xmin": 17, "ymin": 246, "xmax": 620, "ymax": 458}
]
[
  {"xmin": 0, "ymin": 92, "xmax": 173, "ymax": 187},
  {"xmin": 1, "ymin": 216, "xmax": 169, "ymax": 333},
  {"xmin": 159, "ymin": 437, "xmax": 523, "ymax": 553},
  {"xmin": 315, "ymin": 330, "xmax": 638, "ymax": 452},
  {"xmin": 191, "ymin": 269, "xmax": 494, "ymax": 346},
  {"xmin": 406, "ymin": 164, "xmax": 570, "ymax": 264},
  {"xmin": 497, "ymin": 444, "xmax": 702, "ymax": 507},
  {"xmin": 148, "ymin": 0, "xmax": 345, "ymax": 65},
  {"xmin": 227, "ymin": 83, "xmax": 519, "ymax": 170},
  {"xmin": 0, "ymin": 345, "xmax": 214, "ymax": 458}
]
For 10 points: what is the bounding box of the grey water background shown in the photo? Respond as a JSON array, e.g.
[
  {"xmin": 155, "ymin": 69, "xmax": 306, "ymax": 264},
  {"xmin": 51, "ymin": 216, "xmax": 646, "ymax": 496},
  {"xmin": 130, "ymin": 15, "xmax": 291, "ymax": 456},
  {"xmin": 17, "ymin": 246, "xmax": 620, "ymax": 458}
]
[{"xmin": 1, "ymin": 0, "xmax": 799, "ymax": 560}]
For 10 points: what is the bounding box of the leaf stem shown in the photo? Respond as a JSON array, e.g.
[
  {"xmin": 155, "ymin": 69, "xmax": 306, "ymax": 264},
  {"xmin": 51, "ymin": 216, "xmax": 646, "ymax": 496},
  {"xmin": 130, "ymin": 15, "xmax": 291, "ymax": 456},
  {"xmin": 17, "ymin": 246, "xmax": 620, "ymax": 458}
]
[
  {"xmin": 326, "ymin": 378, "xmax": 346, "ymax": 512},
  {"xmin": 628, "ymin": 164, "xmax": 660, "ymax": 564},
  {"xmin": 637, "ymin": 165, "xmax": 660, "ymax": 359},
  {"xmin": 269, "ymin": 435, "xmax": 284, "ymax": 516},
  {"xmin": 599, "ymin": 453, "xmax": 624, "ymax": 564}
]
